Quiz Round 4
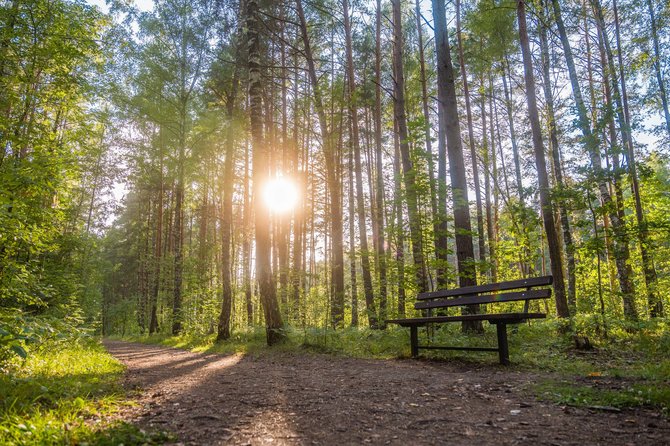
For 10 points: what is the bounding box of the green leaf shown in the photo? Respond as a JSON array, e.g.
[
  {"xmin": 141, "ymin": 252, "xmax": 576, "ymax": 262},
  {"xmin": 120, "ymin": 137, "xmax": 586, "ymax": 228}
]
[{"xmin": 10, "ymin": 344, "xmax": 28, "ymax": 359}]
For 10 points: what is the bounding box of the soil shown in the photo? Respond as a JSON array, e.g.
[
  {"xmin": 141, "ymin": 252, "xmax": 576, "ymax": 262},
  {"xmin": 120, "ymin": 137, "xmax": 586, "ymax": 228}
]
[{"xmin": 103, "ymin": 340, "xmax": 669, "ymax": 445}]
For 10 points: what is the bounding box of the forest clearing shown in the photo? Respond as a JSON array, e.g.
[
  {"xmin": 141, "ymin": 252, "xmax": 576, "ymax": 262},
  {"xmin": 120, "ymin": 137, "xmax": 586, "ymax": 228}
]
[{"xmin": 1, "ymin": 0, "xmax": 670, "ymax": 443}]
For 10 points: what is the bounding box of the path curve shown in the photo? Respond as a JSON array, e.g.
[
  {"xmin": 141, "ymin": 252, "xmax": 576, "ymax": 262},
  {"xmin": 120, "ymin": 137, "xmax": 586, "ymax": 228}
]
[{"xmin": 104, "ymin": 340, "xmax": 668, "ymax": 445}]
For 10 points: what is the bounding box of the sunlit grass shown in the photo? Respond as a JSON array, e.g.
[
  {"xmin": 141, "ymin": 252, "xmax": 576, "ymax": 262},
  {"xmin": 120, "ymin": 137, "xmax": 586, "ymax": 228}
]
[{"xmin": 0, "ymin": 341, "xmax": 171, "ymax": 445}]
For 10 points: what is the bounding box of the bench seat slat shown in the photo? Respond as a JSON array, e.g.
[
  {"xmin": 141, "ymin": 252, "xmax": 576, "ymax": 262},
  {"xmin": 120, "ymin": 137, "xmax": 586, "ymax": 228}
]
[
  {"xmin": 416, "ymin": 275, "xmax": 553, "ymax": 300},
  {"xmin": 387, "ymin": 312, "xmax": 546, "ymax": 327},
  {"xmin": 414, "ymin": 289, "xmax": 551, "ymax": 310}
]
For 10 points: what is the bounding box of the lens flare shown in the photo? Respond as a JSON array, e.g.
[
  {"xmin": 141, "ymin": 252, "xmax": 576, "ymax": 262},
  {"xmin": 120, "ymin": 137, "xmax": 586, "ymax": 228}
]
[{"xmin": 263, "ymin": 177, "xmax": 299, "ymax": 213}]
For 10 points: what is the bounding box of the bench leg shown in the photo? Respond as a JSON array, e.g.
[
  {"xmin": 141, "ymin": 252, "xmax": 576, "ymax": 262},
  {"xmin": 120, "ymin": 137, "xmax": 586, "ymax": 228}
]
[
  {"xmin": 496, "ymin": 323, "xmax": 510, "ymax": 365},
  {"xmin": 410, "ymin": 326, "xmax": 419, "ymax": 358}
]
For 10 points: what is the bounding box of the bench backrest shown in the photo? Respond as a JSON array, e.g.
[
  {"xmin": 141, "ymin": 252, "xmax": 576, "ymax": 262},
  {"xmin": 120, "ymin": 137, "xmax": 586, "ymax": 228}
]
[{"xmin": 414, "ymin": 275, "xmax": 553, "ymax": 311}]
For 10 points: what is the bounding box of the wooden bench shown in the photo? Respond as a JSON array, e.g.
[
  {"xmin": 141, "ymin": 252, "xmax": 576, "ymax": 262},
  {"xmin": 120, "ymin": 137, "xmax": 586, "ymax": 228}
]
[{"xmin": 387, "ymin": 276, "xmax": 553, "ymax": 364}]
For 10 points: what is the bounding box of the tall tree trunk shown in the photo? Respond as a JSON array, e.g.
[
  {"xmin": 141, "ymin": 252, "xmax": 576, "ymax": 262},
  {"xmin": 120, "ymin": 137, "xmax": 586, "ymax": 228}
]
[
  {"xmin": 243, "ymin": 142, "xmax": 253, "ymax": 326},
  {"xmin": 611, "ymin": 0, "xmax": 662, "ymax": 317},
  {"xmin": 456, "ymin": 0, "xmax": 486, "ymax": 267},
  {"xmin": 593, "ymin": 0, "xmax": 655, "ymax": 318},
  {"xmin": 586, "ymin": 6, "xmax": 619, "ymax": 296},
  {"xmin": 551, "ymin": 0, "xmax": 638, "ymax": 320},
  {"xmin": 540, "ymin": 0, "xmax": 576, "ymax": 312},
  {"xmin": 296, "ymin": 0, "xmax": 345, "ymax": 327},
  {"xmin": 291, "ymin": 49, "xmax": 304, "ymax": 324},
  {"xmin": 172, "ymin": 110, "xmax": 185, "ymax": 335},
  {"xmin": 149, "ymin": 124, "xmax": 164, "ymax": 334},
  {"xmin": 374, "ymin": 0, "xmax": 388, "ymax": 326},
  {"xmin": 432, "ymin": 0, "xmax": 480, "ymax": 331},
  {"xmin": 347, "ymin": 142, "xmax": 359, "ymax": 327},
  {"xmin": 343, "ymin": 0, "xmax": 377, "ymax": 328},
  {"xmin": 393, "ymin": 120, "xmax": 407, "ymax": 317},
  {"xmin": 248, "ymin": 0, "xmax": 285, "ymax": 344},
  {"xmin": 278, "ymin": 10, "xmax": 290, "ymax": 315},
  {"xmin": 488, "ymin": 80, "xmax": 499, "ymax": 283},
  {"xmin": 501, "ymin": 57, "xmax": 524, "ymax": 202},
  {"xmin": 481, "ymin": 77, "xmax": 495, "ymax": 282},
  {"xmin": 414, "ymin": 0, "xmax": 441, "ymax": 269},
  {"xmin": 392, "ymin": 0, "xmax": 428, "ymax": 293},
  {"xmin": 517, "ymin": 0, "xmax": 569, "ymax": 318},
  {"xmin": 217, "ymin": 64, "xmax": 240, "ymax": 341}
]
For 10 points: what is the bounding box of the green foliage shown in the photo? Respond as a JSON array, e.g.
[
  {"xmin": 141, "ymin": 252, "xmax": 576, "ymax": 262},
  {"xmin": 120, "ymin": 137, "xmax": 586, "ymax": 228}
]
[
  {"xmin": 464, "ymin": 0, "xmax": 517, "ymax": 72},
  {"xmin": 0, "ymin": 310, "xmax": 94, "ymax": 369},
  {"xmin": 0, "ymin": 339, "xmax": 171, "ymax": 445}
]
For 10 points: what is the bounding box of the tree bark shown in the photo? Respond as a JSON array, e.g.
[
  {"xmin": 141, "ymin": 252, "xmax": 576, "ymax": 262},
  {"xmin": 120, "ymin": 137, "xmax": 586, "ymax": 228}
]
[
  {"xmin": 373, "ymin": 0, "xmax": 388, "ymax": 326},
  {"xmin": 217, "ymin": 60, "xmax": 240, "ymax": 341},
  {"xmin": 172, "ymin": 112, "xmax": 185, "ymax": 335},
  {"xmin": 517, "ymin": 0, "xmax": 569, "ymax": 318},
  {"xmin": 432, "ymin": 0, "xmax": 480, "ymax": 331},
  {"xmin": 393, "ymin": 119, "xmax": 407, "ymax": 317},
  {"xmin": 296, "ymin": 0, "xmax": 346, "ymax": 327},
  {"xmin": 347, "ymin": 140, "xmax": 359, "ymax": 327},
  {"xmin": 539, "ymin": 0, "xmax": 576, "ymax": 312},
  {"xmin": 248, "ymin": 0, "xmax": 285, "ymax": 344},
  {"xmin": 456, "ymin": 0, "xmax": 486, "ymax": 268},
  {"xmin": 414, "ymin": 0, "xmax": 441, "ymax": 273},
  {"xmin": 501, "ymin": 58, "xmax": 524, "ymax": 203},
  {"xmin": 611, "ymin": 0, "xmax": 662, "ymax": 317},
  {"xmin": 343, "ymin": 0, "xmax": 377, "ymax": 328},
  {"xmin": 392, "ymin": 0, "xmax": 428, "ymax": 293}
]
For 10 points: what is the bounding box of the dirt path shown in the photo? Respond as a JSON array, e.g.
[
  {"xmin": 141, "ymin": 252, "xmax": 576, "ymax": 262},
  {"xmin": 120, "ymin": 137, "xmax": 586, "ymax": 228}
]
[{"xmin": 104, "ymin": 340, "xmax": 668, "ymax": 445}]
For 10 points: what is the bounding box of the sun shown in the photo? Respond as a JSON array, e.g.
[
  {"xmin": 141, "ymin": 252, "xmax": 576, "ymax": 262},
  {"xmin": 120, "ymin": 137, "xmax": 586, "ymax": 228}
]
[{"xmin": 262, "ymin": 176, "xmax": 299, "ymax": 213}]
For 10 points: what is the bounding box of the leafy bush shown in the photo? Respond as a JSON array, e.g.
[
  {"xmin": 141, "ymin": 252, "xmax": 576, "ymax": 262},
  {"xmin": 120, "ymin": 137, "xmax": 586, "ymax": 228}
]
[{"xmin": 0, "ymin": 310, "xmax": 94, "ymax": 371}]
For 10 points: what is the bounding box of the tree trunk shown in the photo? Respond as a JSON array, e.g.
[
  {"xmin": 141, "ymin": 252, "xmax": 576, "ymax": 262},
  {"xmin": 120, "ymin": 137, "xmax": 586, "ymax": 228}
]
[
  {"xmin": 517, "ymin": 0, "xmax": 569, "ymax": 318},
  {"xmin": 242, "ymin": 142, "xmax": 253, "ymax": 326},
  {"xmin": 373, "ymin": 0, "xmax": 388, "ymax": 326},
  {"xmin": 501, "ymin": 57, "xmax": 524, "ymax": 202},
  {"xmin": 296, "ymin": 0, "xmax": 346, "ymax": 327},
  {"xmin": 393, "ymin": 120, "xmax": 407, "ymax": 317},
  {"xmin": 344, "ymin": 0, "xmax": 377, "ymax": 328},
  {"xmin": 248, "ymin": 0, "xmax": 285, "ymax": 344},
  {"xmin": 551, "ymin": 0, "xmax": 638, "ymax": 320},
  {"xmin": 432, "ymin": 0, "xmax": 480, "ymax": 331},
  {"xmin": 611, "ymin": 0, "xmax": 662, "ymax": 317},
  {"xmin": 149, "ymin": 124, "xmax": 164, "ymax": 334},
  {"xmin": 172, "ymin": 113, "xmax": 185, "ymax": 335},
  {"xmin": 481, "ymin": 77, "xmax": 495, "ymax": 282},
  {"xmin": 347, "ymin": 142, "xmax": 359, "ymax": 327},
  {"xmin": 539, "ymin": 0, "xmax": 576, "ymax": 312},
  {"xmin": 456, "ymin": 0, "xmax": 486, "ymax": 268},
  {"xmin": 217, "ymin": 62, "xmax": 240, "ymax": 341},
  {"xmin": 414, "ymin": 0, "xmax": 441, "ymax": 272},
  {"xmin": 291, "ymin": 48, "xmax": 304, "ymax": 324},
  {"xmin": 392, "ymin": 0, "xmax": 428, "ymax": 293},
  {"xmin": 488, "ymin": 80, "xmax": 499, "ymax": 283}
]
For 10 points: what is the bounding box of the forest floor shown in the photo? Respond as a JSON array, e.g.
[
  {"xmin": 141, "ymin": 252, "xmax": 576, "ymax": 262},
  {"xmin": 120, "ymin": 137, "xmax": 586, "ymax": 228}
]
[{"xmin": 104, "ymin": 340, "xmax": 669, "ymax": 445}]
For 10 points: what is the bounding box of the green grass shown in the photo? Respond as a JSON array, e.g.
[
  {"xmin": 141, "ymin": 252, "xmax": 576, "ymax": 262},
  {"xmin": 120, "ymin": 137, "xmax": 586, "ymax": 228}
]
[
  {"xmin": 535, "ymin": 380, "xmax": 670, "ymax": 412},
  {"xmin": 121, "ymin": 317, "xmax": 670, "ymax": 414},
  {"xmin": 0, "ymin": 340, "xmax": 172, "ymax": 445}
]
